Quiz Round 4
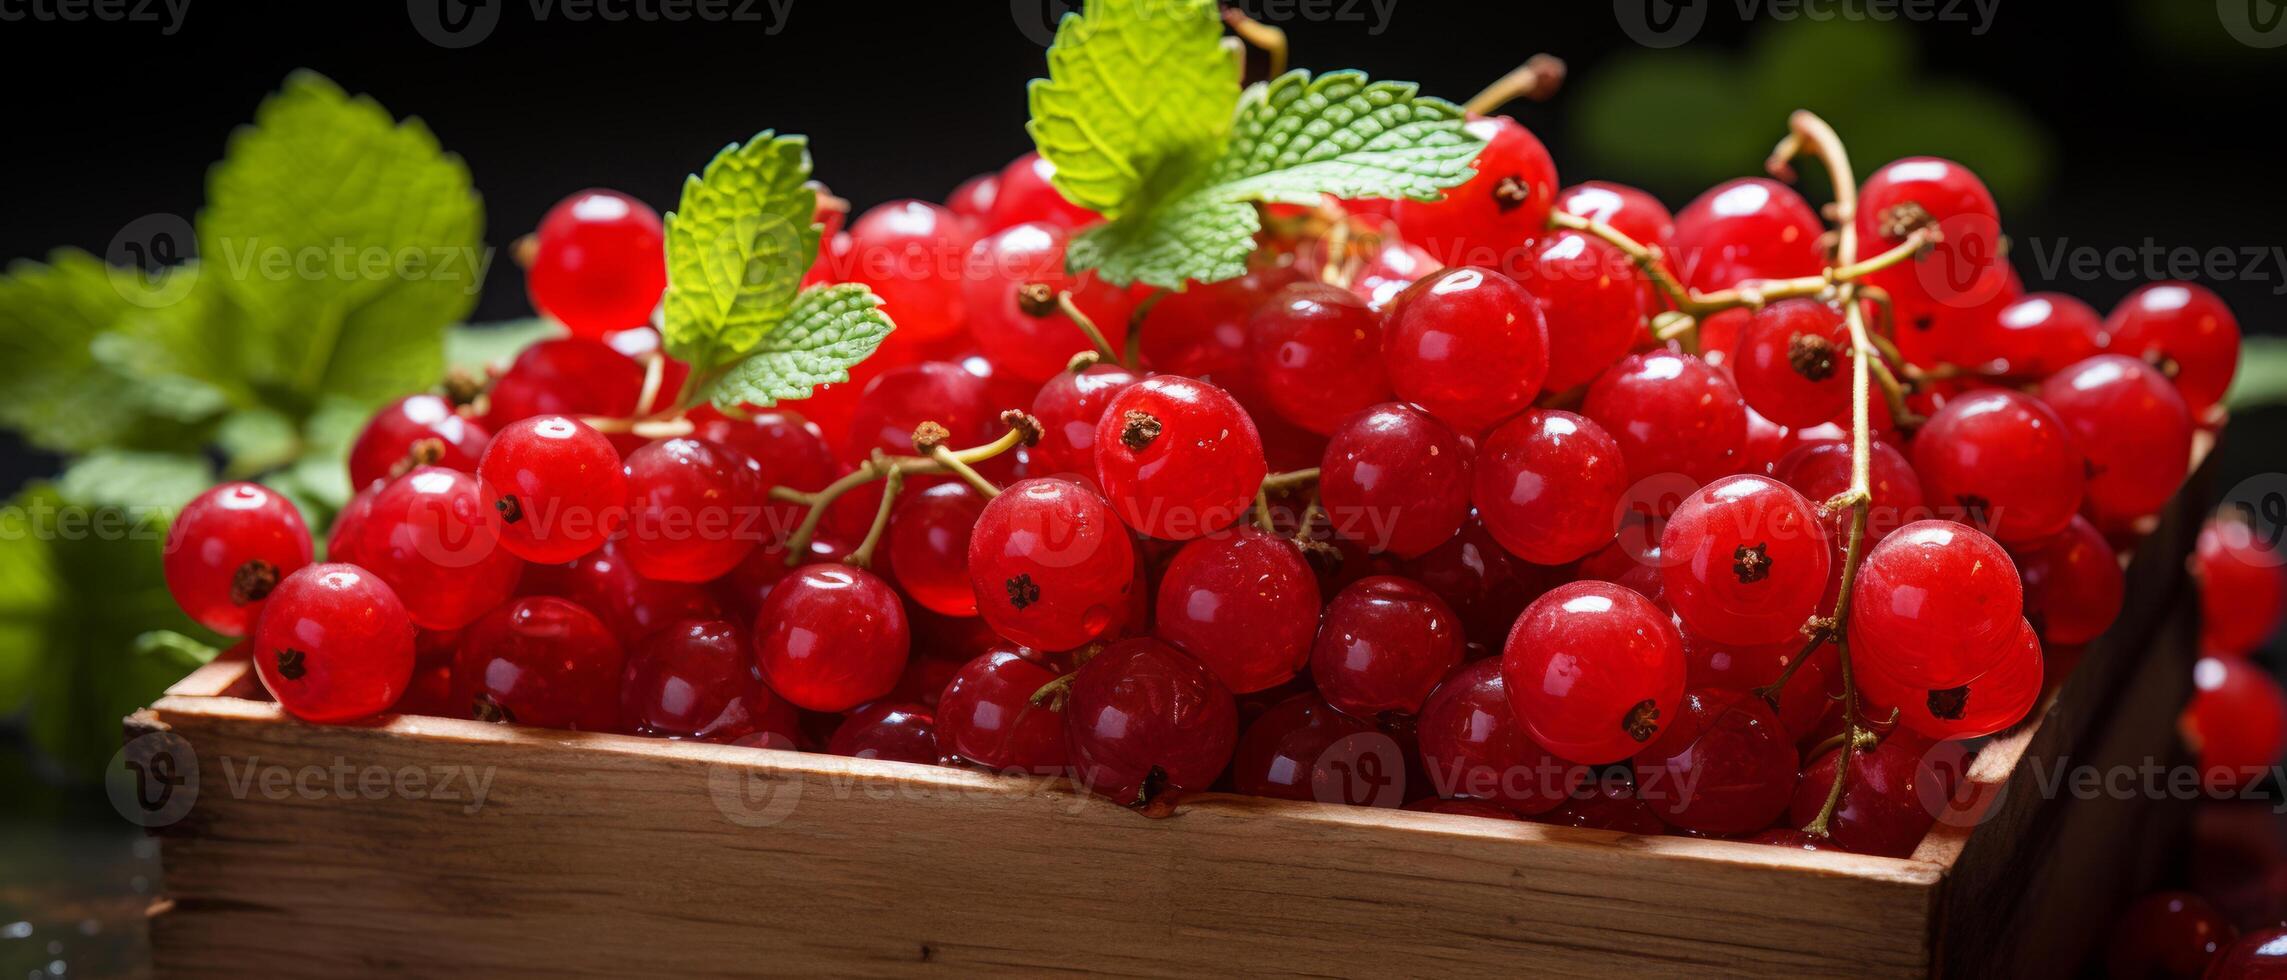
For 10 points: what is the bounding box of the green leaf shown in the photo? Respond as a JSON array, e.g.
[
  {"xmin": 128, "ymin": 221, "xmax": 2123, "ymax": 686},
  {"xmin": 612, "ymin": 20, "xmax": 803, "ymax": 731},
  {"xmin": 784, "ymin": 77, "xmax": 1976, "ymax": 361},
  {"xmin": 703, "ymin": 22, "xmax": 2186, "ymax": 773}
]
[
  {"xmin": 448, "ymin": 317, "xmax": 565, "ymax": 375},
  {"xmin": 199, "ymin": 70, "xmax": 485, "ymax": 408},
  {"xmin": 1025, "ymin": 0, "xmax": 1238, "ymax": 218},
  {"xmin": 0, "ymin": 251, "xmax": 228, "ymax": 453},
  {"xmin": 661, "ymin": 132, "xmax": 819, "ymax": 375},
  {"xmin": 0, "ymin": 523, "xmax": 56, "ymax": 716},
  {"xmin": 215, "ymin": 406, "xmax": 301, "ymax": 477},
  {"xmin": 1076, "ymin": 70, "xmax": 1481, "ymax": 288},
  {"xmin": 137, "ymin": 630, "xmax": 222, "ymax": 670},
  {"xmin": 705, "ymin": 284, "xmax": 896, "ymax": 411},
  {"xmin": 54, "ymin": 451, "xmax": 215, "ymax": 517},
  {"xmin": 2228, "ymin": 337, "xmax": 2287, "ymax": 412}
]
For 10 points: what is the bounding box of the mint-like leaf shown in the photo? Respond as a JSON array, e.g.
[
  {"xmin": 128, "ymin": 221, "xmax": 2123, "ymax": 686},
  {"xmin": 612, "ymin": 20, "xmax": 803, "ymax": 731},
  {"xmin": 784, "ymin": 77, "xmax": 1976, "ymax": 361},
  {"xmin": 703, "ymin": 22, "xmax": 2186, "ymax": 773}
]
[
  {"xmin": 0, "ymin": 251, "xmax": 227, "ymax": 453},
  {"xmin": 706, "ymin": 284, "xmax": 895, "ymax": 411},
  {"xmin": 662, "ymin": 132, "xmax": 819, "ymax": 375},
  {"xmin": 1026, "ymin": 0, "xmax": 1238, "ymax": 218},
  {"xmin": 55, "ymin": 451, "xmax": 216, "ymax": 516}
]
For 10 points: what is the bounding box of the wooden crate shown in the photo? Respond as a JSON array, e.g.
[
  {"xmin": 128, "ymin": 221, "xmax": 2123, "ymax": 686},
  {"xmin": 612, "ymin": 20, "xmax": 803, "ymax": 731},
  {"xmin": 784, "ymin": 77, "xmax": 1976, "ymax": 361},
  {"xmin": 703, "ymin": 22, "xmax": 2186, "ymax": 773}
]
[{"xmin": 124, "ymin": 473, "xmax": 2210, "ymax": 977}]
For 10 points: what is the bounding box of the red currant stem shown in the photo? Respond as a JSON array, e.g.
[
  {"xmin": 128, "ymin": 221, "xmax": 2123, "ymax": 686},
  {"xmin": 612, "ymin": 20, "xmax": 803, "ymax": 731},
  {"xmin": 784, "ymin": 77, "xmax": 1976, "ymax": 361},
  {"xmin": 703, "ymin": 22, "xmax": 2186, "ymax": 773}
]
[
  {"xmin": 1316, "ymin": 219, "xmax": 1359, "ymax": 290},
  {"xmin": 633, "ymin": 350, "xmax": 667, "ymax": 418},
  {"xmin": 1028, "ymin": 672, "xmax": 1074, "ymax": 711},
  {"xmin": 1258, "ymin": 467, "xmax": 1321, "ymax": 493},
  {"xmin": 1220, "ymin": 5, "xmax": 1288, "ymax": 78},
  {"xmin": 512, "ymin": 234, "xmax": 537, "ymax": 269},
  {"xmin": 580, "ymin": 415, "xmax": 696, "ymax": 439},
  {"xmin": 1461, "ymin": 54, "xmax": 1567, "ymax": 116},
  {"xmin": 1053, "ymin": 291, "xmax": 1123, "ymax": 366},
  {"xmin": 1252, "ymin": 487, "xmax": 1277, "ymax": 534},
  {"xmin": 929, "ymin": 445, "xmax": 1002, "ymax": 499},
  {"xmin": 1548, "ymin": 211, "xmax": 1696, "ymax": 312},
  {"xmin": 1651, "ymin": 311, "xmax": 1698, "ymax": 345},
  {"xmin": 1751, "ymin": 627, "xmax": 1834, "ymax": 706},
  {"xmin": 1686, "ymin": 229, "xmax": 1935, "ymax": 313},
  {"xmin": 1866, "ymin": 356, "xmax": 1925, "ymax": 430},
  {"xmin": 841, "ymin": 462, "xmax": 903, "ymax": 570},
  {"xmin": 772, "ymin": 417, "xmax": 1037, "ymax": 564}
]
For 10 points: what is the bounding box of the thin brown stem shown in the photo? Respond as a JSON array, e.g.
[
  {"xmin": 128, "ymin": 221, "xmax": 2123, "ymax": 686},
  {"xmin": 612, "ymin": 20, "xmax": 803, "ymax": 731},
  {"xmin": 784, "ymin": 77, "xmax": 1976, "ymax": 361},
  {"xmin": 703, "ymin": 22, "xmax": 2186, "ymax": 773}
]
[
  {"xmin": 1462, "ymin": 54, "xmax": 1567, "ymax": 116},
  {"xmin": 1549, "ymin": 211, "xmax": 1695, "ymax": 312},
  {"xmin": 932, "ymin": 445, "xmax": 1003, "ymax": 499},
  {"xmin": 776, "ymin": 419, "xmax": 1035, "ymax": 563},
  {"xmin": 843, "ymin": 464, "xmax": 903, "ymax": 570},
  {"xmin": 1055, "ymin": 291, "xmax": 1122, "ymax": 365},
  {"xmin": 1221, "ymin": 6, "xmax": 1288, "ymax": 78},
  {"xmin": 1260, "ymin": 467, "xmax": 1321, "ymax": 492}
]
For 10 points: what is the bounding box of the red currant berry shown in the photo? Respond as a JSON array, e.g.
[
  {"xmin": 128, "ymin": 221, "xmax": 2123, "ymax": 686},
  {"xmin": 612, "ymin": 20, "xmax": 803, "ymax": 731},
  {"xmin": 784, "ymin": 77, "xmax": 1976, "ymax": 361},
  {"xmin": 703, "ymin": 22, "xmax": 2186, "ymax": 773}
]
[
  {"xmin": 619, "ymin": 618, "xmax": 798, "ymax": 742},
  {"xmin": 479, "ymin": 415, "xmax": 629, "ymax": 564},
  {"xmin": 754, "ymin": 564, "xmax": 910, "ymax": 712},
  {"xmin": 962, "ymin": 222, "xmax": 1133, "ymax": 383},
  {"xmin": 1557, "ymin": 180, "xmax": 1675, "ymax": 252},
  {"xmin": 1473, "ymin": 408, "xmax": 1628, "ymax": 566},
  {"xmin": 1773, "ymin": 438, "xmax": 1924, "ymax": 544},
  {"xmin": 355, "ymin": 467, "xmax": 524, "ymax": 631},
  {"xmin": 1862, "ymin": 616, "xmax": 2043, "ymax": 741},
  {"xmin": 1849, "ymin": 520, "xmax": 2023, "ymax": 688},
  {"xmin": 842, "ymin": 360, "xmax": 995, "ymax": 461},
  {"xmin": 481, "ymin": 337, "xmax": 644, "ymax": 430},
  {"xmin": 985, "ymin": 151, "xmax": 1098, "ymax": 232},
  {"xmin": 1247, "ymin": 282, "xmax": 1392, "ymax": 434},
  {"xmin": 2105, "ymin": 282, "xmax": 2241, "ymax": 416},
  {"xmin": 2104, "ymin": 891, "xmax": 2237, "ymax": 980},
  {"xmin": 453, "ymin": 596, "xmax": 626, "ymax": 729},
  {"xmin": 2196, "ymin": 519, "xmax": 2287, "ymax": 656},
  {"xmin": 526, "ymin": 189, "xmax": 667, "ymax": 338},
  {"xmin": 846, "ymin": 200, "xmax": 972, "ymax": 343},
  {"xmin": 1661, "ymin": 475, "xmax": 1831, "ymax": 646},
  {"xmin": 2012, "ymin": 516, "xmax": 2125, "ymax": 647},
  {"xmin": 1415, "ymin": 658, "xmax": 1585, "ymax": 814},
  {"xmin": 1911, "ymin": 388, "xmax": 2084, "ymax": 544},
  {"xmin": 1231, "ymin": 693, "xmax": 1402, "ymax": 806},
  {"xmin": 1631, "ymin": 688, "xmax": 1799, "ymax": 835},
  {"xmin": 886, "ymin": 482, "xmax": 988, "ymax": 617},
  {"xmin": 1977, "ymin": 293, "xmax": 2103, "ymax": 377},
  {"xmin": 525, "ymin": 538, "xmax": 723, "ymax": 647},
  {"xmin": 618, "ymin": 438, "xmax": 766, "ymax": 583},
  {"xmin": 1030, "ymin": 361, "xmax": 1141, "ymax": 477},
  {"xmin": 348, "ymin": 394, "xmax": 490, "ymax": 491},
  {"xmin": 1538, "ymin": 772, "xmax": 1666, "ymax": 834},
  {"xmin": 1514, "ymin": 229, "xmax": 1643, "ymax": 391},
  {"xmin": 1733, "ymin": 299, "xmax": 1851, "ymax": 428},
  {"xmin": 2184, "ymin": 655, "xmax": 2287, "ymax": 790},
  {"xmin": 1094, "ymin": 375, "xmax": 1266, "ymax": 540},
  {"xmin": 1669, "ymin": 178, "xmax": 1826, "ymax": 294},
  {"xmin": 1135, "ymin": 266, "xmax": 1300, "ymax": 378},
  {"xmin": 2039, "ymin": 354, "xmax": 2194, "ymax": 529},
  {"xmin": 1317, "ymin": 402, "xmax": 1472, "ymax": 559},
  {"xmin": 1854, "ymin": 157, "xmax": 2009, "ymax": 322},
  {"xmin": 251, "ymin": 563, "xmax": 414, "ymax": 722},
  {"xmin": 1787, "ymin": 733, "xmax": 1942, "ymax": 858},
  {"xmin": 1382, "ymin": 266, "xmax": 1549, "ymax": 434},
  {"xmin": 967, "ymin": 477, "xmax": 1135, "ymax": 650},
  {"xmin": 164, "ymin": 482, "xmax": 313, "ymax": 637},
  {"xmin": 946, "ymin": 171, "xmax": 999, "ymax": 220},
  {"xmin": 1680, "ymin": 628, "xmax": 1836, "ymax": 739},
  {"xmin": 828, "ymin": 702, "xmax": 941, "ymax": 764},
  {"xmin": 1583, "ymin": 349, "xmax": 1749, "ymax": 490},
  {"xmin": 1400, "ymin": 515, "xmax": 1561, "ymax": 647},
  {"xmin": 1502, "ymin": 581, "xmax": 1687, "ymax": 764},
  {"xmin": 1312, "ymin": 575, "xmax": 1463, "ymax": 718},
  {"xmin": 1156, "ymin": 526, "xmax": 1320, "ymax": 693},
  {"xmin": 1063, "ymin": 637, "xmax": 1238, "ymax": 807},
  {"xmin": 2197, "ymin": 926, "xmax": 2286, "ymax": 979},
  {"xmin": 936, "ymin": 647, "xmax": 1068, "ymax": 773},
  {"xmin": 1392, "ymin": 115, "xmax": 1557, "ymax": 269},
  {"xmin": 691, "ymin": 408, "xmax": 838, "ymax": 542},
  {"xmin": 326, "ymin": 482, "xmax": 379, "ymax": 566}
]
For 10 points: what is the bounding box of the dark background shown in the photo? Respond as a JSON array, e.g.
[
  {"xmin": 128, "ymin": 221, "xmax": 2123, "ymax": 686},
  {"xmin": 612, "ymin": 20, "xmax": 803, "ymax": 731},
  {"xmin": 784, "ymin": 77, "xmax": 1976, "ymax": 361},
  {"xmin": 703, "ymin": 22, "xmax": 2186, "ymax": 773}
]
[{"xmin": 2, "ymin": 0, "xmax": 2281, "ymax": 973}]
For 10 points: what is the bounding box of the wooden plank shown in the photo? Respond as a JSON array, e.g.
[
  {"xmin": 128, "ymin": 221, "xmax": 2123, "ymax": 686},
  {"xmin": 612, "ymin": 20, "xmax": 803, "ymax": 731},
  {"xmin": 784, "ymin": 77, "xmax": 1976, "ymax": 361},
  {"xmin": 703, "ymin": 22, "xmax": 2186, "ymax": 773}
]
[{"xmin": 140, "ymin": 695, "xmax": 1940, "ymax": 978}]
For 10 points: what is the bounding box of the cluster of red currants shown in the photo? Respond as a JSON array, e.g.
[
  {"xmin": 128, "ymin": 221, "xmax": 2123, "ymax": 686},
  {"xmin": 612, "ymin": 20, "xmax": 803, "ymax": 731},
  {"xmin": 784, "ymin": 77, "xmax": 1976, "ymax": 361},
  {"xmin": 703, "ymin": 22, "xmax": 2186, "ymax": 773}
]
[{"xmin": 159, "ymin": 109, "xmax": 2238, "ymax": 856}]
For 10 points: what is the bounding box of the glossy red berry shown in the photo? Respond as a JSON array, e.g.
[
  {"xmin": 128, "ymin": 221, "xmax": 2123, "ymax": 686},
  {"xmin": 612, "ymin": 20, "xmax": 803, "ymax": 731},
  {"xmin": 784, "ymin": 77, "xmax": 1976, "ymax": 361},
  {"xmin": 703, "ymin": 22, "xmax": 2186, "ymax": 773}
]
[
  {"xmin": 1400, "ymin": 515, "xmax": 1558, "ymax": 647},
  {"xmin": 1858, "ymin": 617, "xmax": 2043, "ymax": 741},
  {"xmin": 348, "ymin": 394, "xmax": 490, "ymax": 491},
  {"xmin": 1787, "ymin": 733, "xmax": 1943, "ymax": 858},
  {"xmin": 967, "ymin": 477, "xmax": 1136, "ymax": 651},
  {"xmin": 1557, "ymin": 180, "xmax": 1674, "ymax": 253},
  {"xmin": 1583, "ymin": 349, "xmax": 1748, "ymax": 489},
  {"xmin": 1502, "ymin": 581, "xmax": 1687, "ymax": 764},
  {"xmin": 163, "ymin": 482, "xmax": 314, "ymax": 638},
  {"xmin": 482, "ymin": 337, "xmax": 644, "ymax": 430},
  {"xmin": 1772, "ymin": 438, "xmax": 1924, "ymax": 544},
  {"xmin": 619, "ymin": 618, "xmax": 797, "ymax": 742},
  {"xmin": 1029, "ymin": 362, "xmax": 1141, "ymax": 477},
  {"xmin": 479, "ymin": 415, "xmax": 628, "ymax": 563},
  {"xmin": 945, "ymin": 171, "xmax": 999, "ymax": 220},
  {"xmin": 2105, "ymin": 282, "xmax": 2240, "ymax": 416},
  {"xmin": 525, "ymin": 538, "xmax": 722, "ymax": 648},
  {"xmin": 526, "ymin": 189, "xmax": 667, "ymax": 338},
  {"xmin": 1668, "ymin": 178, "xmax": 1825, "ymax": 295},
  {"xmin": 1910, "ymin": 389, "xmax": 2084, "ymax": 544},
  {"xmin": 1311, "ymin": 576, "xmax": 1463, "ymax": 718},
  {"xmin": 1734, "ymin": 299, "xmax": 1851, "ymax": 428},
  {"xmin": 985, "ymin": 151, "xmax": 1098, "ymax": 232},
  {"xmin": 1382, "ymin": 266, "xmax": 1549, "ymax": 434},
  {"xmin": 1063, "ymin": 637, "xmax": 1238, "ymax": 807},
  {"xmin": 1393, "ymin": 115, "xmax": 1557, "ymax": 269},
  {"xmin": 886, "ymin": 482, "xmax": 988, "ymax": 617},
  {"xmin": 1415, "ymin": 658, "xmax": 1585, "ymax": 814},
  {"xmin": 619, "ymin": 438, "xmax": 766, "ymax": 583},
  {"xmin": 1094, "ymin": 375, "xmax": 1266, "ymax": 540},
  {"xmin": 251, "ymin": 563, "xmax": 415, "ymax": 722},
  {"xmin": 2184, "ymin": 655, "xmax": 2287, "ymax": 790},
  {"xmin": 754, "ymin": 565, "xmax": 910, "ymax": 712},
  {"xmin": 2196, "ymin": 519, "xmax": 2287, "ymax": 656},
  {"xmin": 1849, "ymin": 520, "xmax": 2023, "ymax": 688},
  {"xmin": 1231, "ymin": 693, "xmax": 1402, "ymax": 806},
  {"xmin": 1514, "ymin": 229, "xmax": 1643, "ymax": 391},
  {"xmin": 2104, "ymin": 891, "xmax": 2237, "ymax": 980},
  {"xmin": 1538, "ymin": 772, "xmax": 1666, "ymax": 834},
  {"xmin": 1679, "ymin": 628, "xmax": 1836, "ymax": 739},
  {"xmin": 1317, "ymin": 402, "xmax": 1472, "ymax": 559},
  {"xmin": 2040, "ymin": 354, "xmax": 2194, "ymax": 529},
  {"xmin": 842, "ymin": 360, "xmax": 995, "ymax": 461},
  {"xmin": 963, "ymin": 222, "xmax": 1133, "ymax": 383},
  {"xmin": 354, "ymin": 466, "xmax": 524, "ymax": 631},
  {"xmin": 1135, "ymin": 266, "xmax": 1300, "ymax": 378},
  {"xmin": 1978, "ymin": 293, "xmax": 2103, "ymax": 377},
  {"xmin": 1661, "ymin": 475, "xmax": 1831, "ymax": 646},
  {"xmin": 1854, "ymin": 158, "xmax": 2009, "ymax": 325},
  {"xmin": 1156, "ymin": 526, "xmax": 1320, "ymax": 694},
  {"xmin": 936, "ymin": 647, "xmax": 1068, "ymax": 773},
  {"xmin": 828, "ymin": 702, "xmax": 941, "ymax": 764},
  {"xmin": 1473, "ymin": 408, "xmax": 1628, "ymax": 566},
  {"xmin": 690, "ymin": 408, "xmax": 837, "ymax": 542},
  {"xmin": 845, "ymin": 200, "xmax": 972, "ymax": 343},
  {"xmin": 1248, "ymin": 282, "xmax": 1392, "ymax": 434},
  {"xmin": 453, "ymin": 596, "xmax": 626, "ymax": 729},
  {"xmin": 2013, "ymin": 516, "xmax": 2125, "ymax": 646},
  {"xmin": 2201, "ymin": 925, "xmax": 2287, "ymax": 978},
  {"xmin": 1631, "ymin": 688, "xmax": 1799, "ymax": 836}
]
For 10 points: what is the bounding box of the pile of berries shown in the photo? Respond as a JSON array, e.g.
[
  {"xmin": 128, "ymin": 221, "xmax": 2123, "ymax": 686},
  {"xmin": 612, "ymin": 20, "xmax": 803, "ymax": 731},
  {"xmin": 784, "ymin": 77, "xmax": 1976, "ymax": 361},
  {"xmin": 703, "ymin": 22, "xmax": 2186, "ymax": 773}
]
[{"xmin": 161, "ymin": 111, "xmax": 2238, "ymax": 857}]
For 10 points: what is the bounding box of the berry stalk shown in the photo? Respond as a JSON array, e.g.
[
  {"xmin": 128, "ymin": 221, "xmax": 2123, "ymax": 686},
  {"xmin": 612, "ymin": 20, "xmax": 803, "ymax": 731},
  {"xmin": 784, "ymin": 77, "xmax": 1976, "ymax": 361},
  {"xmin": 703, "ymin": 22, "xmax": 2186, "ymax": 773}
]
[{"xmin": 769, "ymin": 412, "xmax": 1041, "ymax": 565}]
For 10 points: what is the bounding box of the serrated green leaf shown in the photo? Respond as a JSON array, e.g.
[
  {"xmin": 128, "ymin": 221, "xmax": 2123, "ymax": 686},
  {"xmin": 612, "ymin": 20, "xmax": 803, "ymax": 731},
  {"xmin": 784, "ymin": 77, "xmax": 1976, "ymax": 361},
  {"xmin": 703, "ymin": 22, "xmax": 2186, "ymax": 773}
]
[
  {"xmin": 448, "ymin": 317, "xmax": 564, "ymax": 375},
  {"xmin": 0, "ymin": 251, "xmax": 228, "ymax": 452},
  {"xmin": 54, "ymin": 451, "xmax": 216, "ymax": 518},
  {"xmin": 661, "ymin": 132, "xmax": 819, "ymax": 374},
  {"xmin": 706, "ymin": 284, "xmax": 895, "ymax": 411},
  {"xmin": 216, "ymin": 406, "xmax": 300, "ymax": 477},
  {"xmin": 1026, "ymin": 0, "xmax": 1237, "ymax": 218},
  {"xmin": 200, "ymin": 70, "xmax": 484, "ymax": 407},
  {"xmin": 1078, "ymin": 70, "xmax": 1481, "ymax": 288}
]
